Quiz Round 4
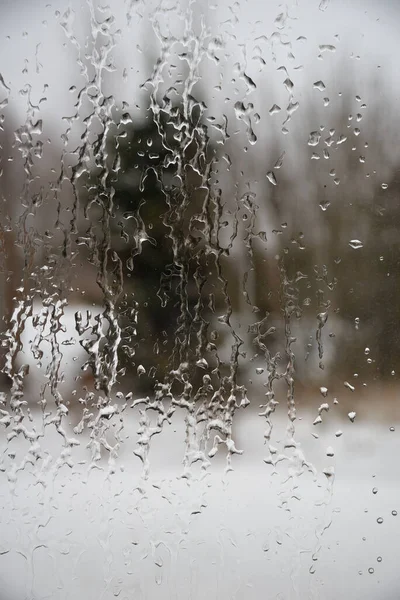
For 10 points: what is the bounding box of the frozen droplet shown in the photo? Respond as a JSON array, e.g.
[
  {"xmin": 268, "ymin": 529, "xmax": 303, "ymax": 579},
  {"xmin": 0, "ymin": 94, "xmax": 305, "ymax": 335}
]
[
  {"xmin": 364, "ymin": 347, "xmax": 370, "ymax": 355},
  {"xmin": 381, "ymin": 183, "xmax": 388, "ymax": 190},
  {"xmin": 372, "ymin": 487, "xmax": 378, "ymax": 495},
  {"xmin": 326, "ymin": 446, "xmax": 334, "ymax": 457},
  {"xmin": 348, "ymin": 411, "xmax": 356, "ymax": 422},
  {"xmin": 349, "ymin": 239, "xmax": 363, "ymax": 249},
  {"xmin": 266, "ymin": 171, "xmax": 277, "ymax": 185},
  {"xmin": 255, "ymin": 367, "xmax": 264, "ymax": 375},
  {"xmin": 320, "ymin": 386, "xmax": 328, "ymax": 397},
  {"xmin": 335, "ymin": 430, "xmax": 343, "ymax": 437},
  {"xmin": 137, "ymin": 365, "xmax": 146, "ymax": 376}
]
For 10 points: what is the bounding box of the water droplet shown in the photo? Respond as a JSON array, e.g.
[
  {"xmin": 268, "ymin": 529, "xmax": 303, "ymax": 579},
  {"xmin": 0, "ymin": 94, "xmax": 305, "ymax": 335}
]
[
  {"xmin": 377, "ymin": 556, "xmax": 382, "ymax": 563},
  {"xmin": 196, "ymin": 358, "xmax": 209, "ymax": 369},
  {"xmin": 377, "ymin": 517, "xmax": 384, "ymax": 524},
  {"xmin": 319, "ymin": 200, "xmax": 330, "ymax": 211},
  {"xmin": 313, "ymin": 80, "xmax": 326, "ymax": 91},
  {"xmin": 283, "ymin": 78, "xmax": 294, "ymax": 92},
  {"xmin": 269, "ymin": 104, "xmax": 281, "ymax": 115},
  {"xmin": 344, "ymin": 381, "xmax": 355, "ymax": 392},
  {"xmin": 349, "ymin": 239, "xmax": 363, "ymax": 250},
  {"xmin": 368, "ymin": 568, "xmax": 375, "ymax": 575},
  {"xmin": 392, "ymin": 510, "xmax": 397, "ymax": 516},
  {"xmin": 319, "ymin": 44, "xmax": 336, "ymax": 53},
  {"xmin": 308, "ymin": 131, "xmax": 321, "ymax": 146},
  {"xmin": 372, "ymin": 487, "xmax": 378, "ymax": 495}
]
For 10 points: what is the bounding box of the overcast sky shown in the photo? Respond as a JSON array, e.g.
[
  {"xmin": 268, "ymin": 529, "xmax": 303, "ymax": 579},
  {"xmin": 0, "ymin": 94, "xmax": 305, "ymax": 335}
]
[{"xmin": 0, "ymin": 0, "xmax": 396, "ymax": 213}]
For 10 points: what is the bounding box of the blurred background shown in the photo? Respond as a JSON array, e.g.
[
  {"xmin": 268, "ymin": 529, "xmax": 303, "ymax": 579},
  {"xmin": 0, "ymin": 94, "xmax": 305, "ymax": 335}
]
[{"xmin": 0, "ymin": 0, "xmax": 400, "ymax": 598}]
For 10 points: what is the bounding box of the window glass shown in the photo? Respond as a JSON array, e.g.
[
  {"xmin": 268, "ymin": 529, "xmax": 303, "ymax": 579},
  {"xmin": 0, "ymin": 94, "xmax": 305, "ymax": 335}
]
[{"xmin": 0, "ymin": 1, "xmax": 399, "ymax": 598}]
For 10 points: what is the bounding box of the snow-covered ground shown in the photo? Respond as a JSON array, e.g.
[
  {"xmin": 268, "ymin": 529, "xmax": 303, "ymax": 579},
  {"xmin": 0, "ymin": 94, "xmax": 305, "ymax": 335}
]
[{"xmin": 0, "ymin": 402, "xmax": 399, "ymax": 600}]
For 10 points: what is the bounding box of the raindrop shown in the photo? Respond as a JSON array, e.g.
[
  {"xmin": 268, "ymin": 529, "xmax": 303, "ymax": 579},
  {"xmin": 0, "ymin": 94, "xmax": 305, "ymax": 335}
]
[
  {"xmin": 313, "ymin": 80, "xmax": 326, "ymax": 91},
  {"xmin": 196, "ymin": 358, "xmax": 209, "ymax": 369},
  {"xmin": 349, "ymin": 239, "xmax": 363, "ymax": 250},
  {"xmin": 319, "ymin": 200, "xmax": 330, "ymax": 211},
  {"xmin": 283, "ymin": 77, "xmax": 294, "ymax": 92},
  {"xmin": 319, "ymin": 44, "xmax": 336, "ymax": 53},
  {"xmin": 308, "ymin": 131, "xmax": 321, "ymax": 146},
  {"xmin": 348, "ymin": 411, "xmax": 356, "ymax": 422},
  {"xmin": 269, "ymin": 104, "xmax": 281, "ymax": 115}
]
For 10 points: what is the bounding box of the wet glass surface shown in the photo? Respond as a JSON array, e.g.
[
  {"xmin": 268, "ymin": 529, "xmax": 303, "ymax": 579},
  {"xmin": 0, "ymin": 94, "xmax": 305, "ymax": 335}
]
[{"xmin": 1, "ymin": 1, "xmax": 400, "ymax": 598}]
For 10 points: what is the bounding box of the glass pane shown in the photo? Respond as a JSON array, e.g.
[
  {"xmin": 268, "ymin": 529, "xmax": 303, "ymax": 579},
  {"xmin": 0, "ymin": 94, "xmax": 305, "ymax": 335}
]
[{"xmin": 0, "ymin": 1, "xmax": 399, "ymax": 598}]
